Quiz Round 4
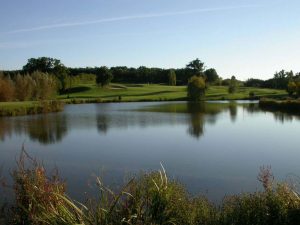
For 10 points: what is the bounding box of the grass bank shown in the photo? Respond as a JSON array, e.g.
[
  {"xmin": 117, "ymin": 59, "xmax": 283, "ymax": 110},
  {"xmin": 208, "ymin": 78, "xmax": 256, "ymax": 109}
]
[
  {"xmin": 0, "ymin": 84, "xmax": 287, "ymax": 117},
  {"xmin": 259, "ymin": 98, "xmax": 300, "ymax": 113},
  {"xmin": 1, "ymin": 151, "xmax": 300, "ymax": 225},
  {"xmin": 0, "ymin": 100, "xmax": 64, "ymax": 117},
  {"xmin": 59, "ymin": 83, "xmax": 287, "ymax": 102}
]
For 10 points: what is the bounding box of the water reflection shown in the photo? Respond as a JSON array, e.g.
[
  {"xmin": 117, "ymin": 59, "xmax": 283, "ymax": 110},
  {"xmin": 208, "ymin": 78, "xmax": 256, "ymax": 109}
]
[
  {"xmin": 242, "ymin": 103, "xmax": 300, "ymax": 123},
  {"xmin": 0, "ymin": 114, "xmax": 68, "ymax": 145},
  {"xmin": 1, "ymin": 101, "xmax": 300, "ymax": 203},
  {"xmin": 139, "ymin": 102, "xmax": 237, "ymax": 139},
  {"xmin": 1, "ymin": 101, "xmax": 300, "ymax": 145},
  {"xmin": 27, "ymin": 115, "xmax": 68, "ymax": 144}
]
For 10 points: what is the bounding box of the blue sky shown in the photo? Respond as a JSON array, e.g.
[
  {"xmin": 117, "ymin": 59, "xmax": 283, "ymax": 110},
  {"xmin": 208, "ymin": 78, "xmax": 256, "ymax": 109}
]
[{"xmin": 0, "ymin": 0, "xmax": 299, "ymax": 79}]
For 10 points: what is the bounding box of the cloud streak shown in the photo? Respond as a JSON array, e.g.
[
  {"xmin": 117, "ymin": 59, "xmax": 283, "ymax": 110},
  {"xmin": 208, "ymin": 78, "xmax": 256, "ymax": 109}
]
[{"xmin": 3, "ymin": 4, "xmax": 261, "ymax": 35}]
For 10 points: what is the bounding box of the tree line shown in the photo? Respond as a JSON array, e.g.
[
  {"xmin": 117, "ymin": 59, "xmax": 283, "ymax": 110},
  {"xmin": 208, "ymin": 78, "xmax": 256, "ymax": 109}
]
[
  {"xmin": 2, "ymin": 57, "xmax": 222, "ymax": 86},
  {"xmin": 2, "ymin": 56, "xmax": 300, "ymax": 102}
]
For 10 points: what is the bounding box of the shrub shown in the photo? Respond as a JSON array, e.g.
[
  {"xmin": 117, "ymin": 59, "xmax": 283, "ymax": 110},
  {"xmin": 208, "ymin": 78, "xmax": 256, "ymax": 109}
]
[
  {"xmin": 249, "ymin": 91, "xmax": 256, "ymax": 99},
  {"xmin": 187, "ymin": 76, "xmax": 206, "ymax": 101},
  {"xmin": 228, "ymin": 76, "xmax": 237, "ymax": 94}
]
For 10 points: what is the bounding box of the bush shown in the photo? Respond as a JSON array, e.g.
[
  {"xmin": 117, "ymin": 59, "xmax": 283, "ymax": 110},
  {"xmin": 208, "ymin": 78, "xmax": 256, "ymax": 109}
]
[
  {"xmin": 249, "ymin": 91, "xmax": 256, "ymax": 99},
  {"xmin": 187, "ymin": 76, "xmax": 206, "ymax": 101},
  {"xmin": 228, "ymin": 76, "xmax": 237, "ymax": 94}
]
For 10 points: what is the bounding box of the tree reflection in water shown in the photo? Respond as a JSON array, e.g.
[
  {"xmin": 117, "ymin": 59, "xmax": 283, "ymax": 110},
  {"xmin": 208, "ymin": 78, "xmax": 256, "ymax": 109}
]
[
  {"xmin": 0, "ymin": 114, "xmax": 68, "ymax": 145},
  {"xmin": 27, "ymin": 114, "xmax": 68, "ymax": 144},
  {"xmin": 1, "ymin": 101, "xmax": 300, "ymax": 144}
]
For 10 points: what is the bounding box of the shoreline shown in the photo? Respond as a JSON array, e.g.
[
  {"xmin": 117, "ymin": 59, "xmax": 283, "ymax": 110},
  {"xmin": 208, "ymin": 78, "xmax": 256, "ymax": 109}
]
[{"xmin": 0, "ymin": 97, "xmax": 261, "ymax": 117}]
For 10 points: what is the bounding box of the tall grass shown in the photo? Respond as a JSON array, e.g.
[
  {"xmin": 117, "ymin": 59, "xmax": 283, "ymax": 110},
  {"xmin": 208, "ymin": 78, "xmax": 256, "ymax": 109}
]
[
  {"xmin": 1, "ymin": 150, "xmax": 300, "ymax": 224},
  {"xmin": 0, "ymin": 100, "xmax": 64, "ymax": 117}
]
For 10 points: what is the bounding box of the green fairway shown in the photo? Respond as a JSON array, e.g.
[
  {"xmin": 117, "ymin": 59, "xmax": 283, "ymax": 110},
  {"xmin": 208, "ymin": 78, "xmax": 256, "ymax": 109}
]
[
  {"xmin": 0, "ymin": 83, "xmax": 287, "ymax": 116},
  {"xmin": 58, "ymin": 83, "xmax": 287, "ymax": 102}
]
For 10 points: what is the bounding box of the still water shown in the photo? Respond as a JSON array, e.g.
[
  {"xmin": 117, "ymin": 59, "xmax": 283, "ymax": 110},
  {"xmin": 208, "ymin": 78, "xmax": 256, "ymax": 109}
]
[{"xmin": 0, "ymin": 101, "xmax": 300, "ymax": 202}]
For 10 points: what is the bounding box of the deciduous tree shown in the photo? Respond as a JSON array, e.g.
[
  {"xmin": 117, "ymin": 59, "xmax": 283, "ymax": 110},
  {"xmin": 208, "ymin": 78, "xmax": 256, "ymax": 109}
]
[
  {"xmin": 96, "ymin": 66, "xmax": 113, "ymax": 87},
  {"xmin": 187, "ymin": 76, "xmax": 206, "ymax": 101}
]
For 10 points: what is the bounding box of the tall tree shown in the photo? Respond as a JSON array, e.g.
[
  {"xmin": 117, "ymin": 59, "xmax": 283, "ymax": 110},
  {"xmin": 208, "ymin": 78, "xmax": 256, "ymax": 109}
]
[
  {"xmin": 204, "ymin": 68, "xmax": 219, "ymax": 83},
  {"xmin": 168, "ymin": 70, "xmax": 176, "ymax": 86},
  {"xmin": 96, "ymin": 66, "xmax": 113, "ymax": 87},
  {"xmin": 0, "ymin": 74, "xmax": 14, "ymax": 101},
  {"xmin": 53, "ymin": 65, "xmax": 69, "ymax": 93},
  {"xmin": 23, "ymin": 57, "xmax": 63, "ymax": 73},
  {"xmin": 228, "ymin": 76, "xmax": 237, "ymax": 93},
  {"xmin": 14, "ymin": 74, "xmax": 35, "ymax": 101},
  {"xmin": 186, "ymin": 58, "xmax": 205, "ymax": 77}
]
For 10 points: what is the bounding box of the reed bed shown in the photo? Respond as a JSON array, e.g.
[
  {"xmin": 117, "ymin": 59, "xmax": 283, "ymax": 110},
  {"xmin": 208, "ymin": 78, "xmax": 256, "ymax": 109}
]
[{"xmin": 0, "ymin": 100, "xmax": 64, "ymax": 117}]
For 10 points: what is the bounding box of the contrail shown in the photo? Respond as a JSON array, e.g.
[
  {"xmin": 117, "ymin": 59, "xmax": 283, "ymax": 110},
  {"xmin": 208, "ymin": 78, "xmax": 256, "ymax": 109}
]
[{"xmin": 3, "ymin": 4, "xmax": 260, "ymax": 35}]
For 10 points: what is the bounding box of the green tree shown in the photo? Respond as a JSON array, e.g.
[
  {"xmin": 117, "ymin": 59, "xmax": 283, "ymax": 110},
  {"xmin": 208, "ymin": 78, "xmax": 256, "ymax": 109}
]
[
  {"xmin": 53, "ymin": 65, "xmax": 69, "ymax": 93},
  {"xmin": 287, "ymin": 81, "xmax": 297, "ymax": 96},
  {"xmin": 168, "ymin": 70, "xmax": 176, "ymax": 86},
  {"xmin": 23, "ymin": 57, "xmax": 63, "ymax": 73},
  {"xmin": 187, "ymin": 76, "xmax": 206, "ymax": 101},
  {"xmin": 228, "ymin": 76, "xmax": 237, "ymax": 94},
  {"xmin": 96, "ymin": 66, "xmax": 113, "ymax": 87},
  {"xmin": 296, "ymin": 81, "xmax": 300, "ymax": 96},
  {"xmin": 14, "ymin": 74, "xmax": 35, "ymax": 101},
  {"xmin": 0, "ymin": 74, "xmax": 14, "ymax": 101},
  {"xmin": 186, "ymin": 58, "xmax": 205, "ymax": 77},
  {"xmin": 204, "ymin": 68, "xmax": 219, "ymax": 83},
  {"xmin": 31, "ymin": 71, "xmax": 57, "ymax": 100}
]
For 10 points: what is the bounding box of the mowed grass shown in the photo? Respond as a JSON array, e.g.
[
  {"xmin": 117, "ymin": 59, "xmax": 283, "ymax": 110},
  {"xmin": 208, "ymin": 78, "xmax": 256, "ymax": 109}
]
[
  {"xmin": 0, "ymin": 83, "xmax": 287, "ymax": 116},
  {"xmin": 58, "ymin": 82, "xmax": 287, "ymax": 102}
]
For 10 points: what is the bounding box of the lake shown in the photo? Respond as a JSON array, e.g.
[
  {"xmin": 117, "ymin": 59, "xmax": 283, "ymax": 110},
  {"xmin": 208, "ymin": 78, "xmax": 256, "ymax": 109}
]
[{"xmin": 1, "ymin": 101, "xmax": 300, "ymax": 203}]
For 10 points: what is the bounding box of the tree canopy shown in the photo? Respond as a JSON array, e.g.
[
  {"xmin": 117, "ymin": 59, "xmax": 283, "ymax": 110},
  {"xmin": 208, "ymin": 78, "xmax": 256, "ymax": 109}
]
[
  {"xmin": 186, "ymin": 58, "xmax": 205, "ymax": 76},
  {"xmin": 96, "ymin": 66, "xmax": 113, "ymax": 87},
  {"xmin": 23, "ymin": 57, "xmax": 63, "ymax": 74},
  {"xmin": 204, "ymin": 68, "xmax": 219, "ymax": 83}
]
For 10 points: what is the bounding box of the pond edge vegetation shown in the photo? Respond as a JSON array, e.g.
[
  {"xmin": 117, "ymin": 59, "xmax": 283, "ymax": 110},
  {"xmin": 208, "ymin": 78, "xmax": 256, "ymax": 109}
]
[{"xmin": 1, "ymin": 149, "xmax": 300, "ymax": 225}]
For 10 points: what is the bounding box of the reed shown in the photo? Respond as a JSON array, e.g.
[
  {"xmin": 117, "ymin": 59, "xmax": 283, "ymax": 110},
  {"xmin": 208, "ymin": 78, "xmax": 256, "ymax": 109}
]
[
  {"xmin": 2, "ymin": 150, "xmax": 300, "ymax": 225},
  {"xmin": 0, "ymin": 100, "xmax": 64, "ymax": 117}
]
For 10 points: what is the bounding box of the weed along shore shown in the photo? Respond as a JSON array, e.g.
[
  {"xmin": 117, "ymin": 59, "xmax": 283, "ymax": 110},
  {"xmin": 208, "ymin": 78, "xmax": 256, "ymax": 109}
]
[
  {"xmin": 1, "ymin": 151, "xmax": 300, "ymax": 225},
  {"xmin": 0, "ymin": 100, "xmax": 64, "ymax": 117},
  {"xmin": 259, "ymin": 98, "xmax": 300, "ymax": 113}
]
